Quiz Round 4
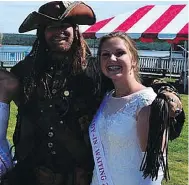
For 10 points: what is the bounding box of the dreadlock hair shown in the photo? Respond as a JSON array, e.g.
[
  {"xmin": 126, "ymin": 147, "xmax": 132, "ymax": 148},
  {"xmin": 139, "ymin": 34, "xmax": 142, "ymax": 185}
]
[
  {"xmin": 33, "ymin": 25, "xmax": 89, "ymax": 76},
  {"xmin": 69, "ymin": 25, "xmax": 92, "ymax": 73},
  {"xmin": 21, "ymin": 24, "xmax": 90, "ymax": 104},
  {"xmin": 140, "ymin": 83, "xmax": 185, "ymax": 181},
  {"xmin": 11, "ymin": 25, "xmax": 92, "ymax": 156}
]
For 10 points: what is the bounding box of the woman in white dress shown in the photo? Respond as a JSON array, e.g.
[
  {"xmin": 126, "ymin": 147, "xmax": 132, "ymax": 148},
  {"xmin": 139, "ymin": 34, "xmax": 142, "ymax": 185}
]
[
  {"xmin": 0, "ymin": 70, "xmax": 18, "ymax": 180},
  {"xmin": 89, "ymin": 32, "xmax": 184, "ymax": 185}
]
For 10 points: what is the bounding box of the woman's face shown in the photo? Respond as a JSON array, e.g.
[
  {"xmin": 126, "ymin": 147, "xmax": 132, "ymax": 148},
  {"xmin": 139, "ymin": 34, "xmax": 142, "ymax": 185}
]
[
  {"xmin": 45, "ymin": 23, "xmax": 74, "ymax": 52},
  {"xmin": 100, "ymin": 37, "xmax": 136, "ymax": 81}
]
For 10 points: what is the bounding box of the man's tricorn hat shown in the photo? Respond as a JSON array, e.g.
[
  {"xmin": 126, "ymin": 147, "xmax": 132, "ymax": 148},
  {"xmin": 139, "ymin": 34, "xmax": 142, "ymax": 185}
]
[{"xmin": 19, "ymin": 1, "xmax": 96, "ymax": 33}]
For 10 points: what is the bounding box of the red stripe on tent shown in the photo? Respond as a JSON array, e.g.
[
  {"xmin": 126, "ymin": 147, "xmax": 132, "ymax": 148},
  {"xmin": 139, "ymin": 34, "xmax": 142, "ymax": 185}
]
[
  {"xmin": 178, "ymin": 23, "xmax": 189, "ymax": 35},
  {"xmin": 84, "ymin": 17, "xmax": 114, "ymax": 33},
  {"xmin": 167, "ymin": 37, "xmax": 187, "ymax": 44},
  {"xmin": 113, "ymin": 5, "xmax": 154, "ymax": 32},
  {"xmin": 140, "ymin": 37, "xmax": 154, "ymax": 43},
  {"xmin": 144, "ymin": 5, "xmax": 186, "ymax": 34}
]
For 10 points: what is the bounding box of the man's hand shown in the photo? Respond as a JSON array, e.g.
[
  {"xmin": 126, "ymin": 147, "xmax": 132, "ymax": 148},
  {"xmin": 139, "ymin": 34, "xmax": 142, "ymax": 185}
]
[
  {"xmin": 0, "ymin": 69, "xmax": 19, "ymax": 103},
  {"xmin": 163, "ymin": 91, "xmax": 182, "ymax": 118}
]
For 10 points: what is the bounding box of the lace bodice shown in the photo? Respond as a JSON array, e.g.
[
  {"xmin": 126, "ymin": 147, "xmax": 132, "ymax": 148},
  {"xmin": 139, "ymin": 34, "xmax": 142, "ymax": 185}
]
[{"xmin": 91, "ymin": 87, "xmax": 164, "ymax": 185}]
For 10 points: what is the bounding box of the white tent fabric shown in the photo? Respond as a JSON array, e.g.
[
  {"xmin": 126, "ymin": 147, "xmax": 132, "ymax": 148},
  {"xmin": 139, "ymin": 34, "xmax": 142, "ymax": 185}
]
[{"xmin": 81, "ymin": 4, "xmax": 189, "ymax": 43}]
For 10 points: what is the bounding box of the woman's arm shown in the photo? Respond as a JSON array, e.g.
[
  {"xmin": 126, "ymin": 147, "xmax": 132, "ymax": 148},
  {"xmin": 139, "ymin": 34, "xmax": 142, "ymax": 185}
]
[
  {"xmin": 137, "ymin": 105, "xmax": 167, "ymax": 153},
  {"xmin": 138, "ymin": 83, "xmax": 185, "ymax": 181}
]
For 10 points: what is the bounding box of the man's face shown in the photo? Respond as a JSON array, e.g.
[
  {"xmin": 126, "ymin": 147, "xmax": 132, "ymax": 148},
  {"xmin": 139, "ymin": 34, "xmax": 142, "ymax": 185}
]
[{"xmin": 45, "ymin": 23, "xmax": 74, "ymax": 52}]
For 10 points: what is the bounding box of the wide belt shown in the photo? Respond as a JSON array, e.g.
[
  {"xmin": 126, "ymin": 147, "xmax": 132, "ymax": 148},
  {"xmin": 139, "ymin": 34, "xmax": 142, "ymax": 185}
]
[
  {"xmin": 35, "ymin": 166, "xmax": 65, "ymax": 185},
  {"xmin": 34, "ymin": 166, "xmax": 90, "ymax": 185}
]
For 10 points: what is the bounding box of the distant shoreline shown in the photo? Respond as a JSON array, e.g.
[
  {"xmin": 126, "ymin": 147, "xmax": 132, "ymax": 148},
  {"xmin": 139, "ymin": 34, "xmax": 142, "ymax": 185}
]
[{"xmin": 0, "ymin": 45, "xmax": 184, "ymax": 59}]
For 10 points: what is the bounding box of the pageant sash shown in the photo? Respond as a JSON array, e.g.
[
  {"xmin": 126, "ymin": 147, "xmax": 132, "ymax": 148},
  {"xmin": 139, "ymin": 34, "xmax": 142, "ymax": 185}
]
[{"xmin": 89, "ymin": 95, "xmax": 114, "ymax": 185}]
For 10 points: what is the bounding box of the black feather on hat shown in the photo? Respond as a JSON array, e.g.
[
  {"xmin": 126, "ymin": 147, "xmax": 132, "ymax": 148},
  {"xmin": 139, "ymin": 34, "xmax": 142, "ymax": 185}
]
[{"xmin": 19, "ymin": 1, "xmax": 96, "ymax": 33}]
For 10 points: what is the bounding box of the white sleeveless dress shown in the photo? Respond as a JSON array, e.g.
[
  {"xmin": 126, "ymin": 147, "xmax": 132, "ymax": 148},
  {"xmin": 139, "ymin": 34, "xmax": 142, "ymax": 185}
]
[
  {"xmin": 91, "ymin": 87, "xmax": 164, "ymax": 185},
  {"xmin": 0, "ymin": 102, "xmax": 13, "ymax": 178}
]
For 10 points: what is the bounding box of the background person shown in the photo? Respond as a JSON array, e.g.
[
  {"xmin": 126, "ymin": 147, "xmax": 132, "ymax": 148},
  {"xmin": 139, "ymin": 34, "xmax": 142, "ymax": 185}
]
[{"xmin": 0, "ymin": 70, "xmax": 19, "ymax": 181}]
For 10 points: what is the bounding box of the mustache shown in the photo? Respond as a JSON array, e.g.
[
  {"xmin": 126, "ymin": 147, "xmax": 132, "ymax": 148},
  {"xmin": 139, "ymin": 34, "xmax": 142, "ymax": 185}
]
[
  {"xmin": 49, "ymin": 35, "xmax": 68, "ymax": 41},
  {"xmin": 49, "ymin": 32, "xmax": 70, "ymax": 41}
]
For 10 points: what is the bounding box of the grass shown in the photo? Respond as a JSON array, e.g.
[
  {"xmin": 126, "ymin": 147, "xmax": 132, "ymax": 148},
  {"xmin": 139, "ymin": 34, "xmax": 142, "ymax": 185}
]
[
  {"xmin": 162, "ymin": 94, "xmax": 188, "ymax": 185},
  {"xmin": 7, "ymin": 95, "xmax": 188, "ymax": 185}
]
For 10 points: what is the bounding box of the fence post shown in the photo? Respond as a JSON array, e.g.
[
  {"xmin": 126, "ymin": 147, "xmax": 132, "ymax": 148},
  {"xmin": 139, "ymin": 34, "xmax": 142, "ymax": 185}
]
[{"xmin": 0, "ymin": 61, "xmax": 3, "ymax": 68}]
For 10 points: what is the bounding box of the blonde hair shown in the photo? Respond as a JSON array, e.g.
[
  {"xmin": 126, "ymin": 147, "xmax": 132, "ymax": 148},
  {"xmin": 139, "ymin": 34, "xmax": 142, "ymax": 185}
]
[{"xmin": 97, "ymin": 32, "xmax": 140, "ymax": 82}]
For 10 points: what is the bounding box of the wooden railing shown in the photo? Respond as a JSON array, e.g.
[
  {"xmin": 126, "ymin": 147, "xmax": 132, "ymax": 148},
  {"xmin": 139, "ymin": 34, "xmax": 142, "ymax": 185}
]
[
  {"xmin": 0, "ymin": 51, "xmax": 28, "ymax": 67},
  {"xmin": 139, "ymin": 56, "xmax": 186, "ymax": 76}
]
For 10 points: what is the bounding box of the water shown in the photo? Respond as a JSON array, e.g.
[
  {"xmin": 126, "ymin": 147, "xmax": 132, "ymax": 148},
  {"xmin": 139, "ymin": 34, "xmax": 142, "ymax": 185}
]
[
  {"xmin": 0, "ymin": 45, "xmax": 184, "ymax": 58},
  {"xmin": 0, "ymin": 45, "xmax": 32, "ymax": 53},
  {"xmin": 90, "ymin": 48, "xmax": 184, "ymax": 58}
]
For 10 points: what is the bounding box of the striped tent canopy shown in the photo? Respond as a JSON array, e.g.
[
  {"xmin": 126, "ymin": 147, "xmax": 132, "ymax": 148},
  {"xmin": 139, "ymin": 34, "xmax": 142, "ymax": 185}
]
[{"xmin": 81, "ymin": 4, "xmax": 188, "ymax": 43}]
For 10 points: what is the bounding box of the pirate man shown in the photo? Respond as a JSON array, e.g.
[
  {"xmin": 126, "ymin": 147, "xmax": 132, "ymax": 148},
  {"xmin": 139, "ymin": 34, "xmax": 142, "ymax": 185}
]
[{"xmin": 1, "ymin": 1, "xmax": 98, "ymax": 185}]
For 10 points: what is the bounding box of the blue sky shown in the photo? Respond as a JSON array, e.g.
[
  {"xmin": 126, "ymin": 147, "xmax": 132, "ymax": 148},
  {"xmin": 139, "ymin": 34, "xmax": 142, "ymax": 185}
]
[{"xmin": 0, "ymin": 1, "xmax": 187, "ymax": 34}]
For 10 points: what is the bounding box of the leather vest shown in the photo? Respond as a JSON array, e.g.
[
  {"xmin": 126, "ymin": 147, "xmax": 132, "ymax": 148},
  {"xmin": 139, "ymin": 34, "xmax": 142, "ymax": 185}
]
[{"xmin": 10, "ymin": 58, "xmax": 98, "ymax": 180}]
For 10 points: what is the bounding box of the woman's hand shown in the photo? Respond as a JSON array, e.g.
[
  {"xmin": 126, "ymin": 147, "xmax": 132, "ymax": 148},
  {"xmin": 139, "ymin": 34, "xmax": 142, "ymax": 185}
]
[{"xmin": 163, "ymin": 91, "xmax": 182, "ymax": 117}]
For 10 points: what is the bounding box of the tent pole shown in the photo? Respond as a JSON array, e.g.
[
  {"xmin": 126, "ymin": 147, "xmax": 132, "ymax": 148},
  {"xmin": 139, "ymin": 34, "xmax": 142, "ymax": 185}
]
[
  {"xmin": 177, "ymin": 42, "xmax": 188, "ymax": 93},
  {"xmin": 0, "ymin": 32, "xmax": 3, "ymax": 66},
  {"xmin": 183, "ymin": 41, "xmax": 187, "ymax": 93},
  {"xmin": 169, "ymin": 44, "xmax": 173, "ymax": 79},
  {"xmin": 93, "ymin": 38, "xmax": 95, "ymax": 57}
]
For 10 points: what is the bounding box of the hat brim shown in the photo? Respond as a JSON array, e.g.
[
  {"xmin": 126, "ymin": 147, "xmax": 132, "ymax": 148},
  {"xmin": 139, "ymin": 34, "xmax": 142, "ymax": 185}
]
[{"xmin": 19, "ymin": 2, "xmax": 96, "ymax": 33}]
